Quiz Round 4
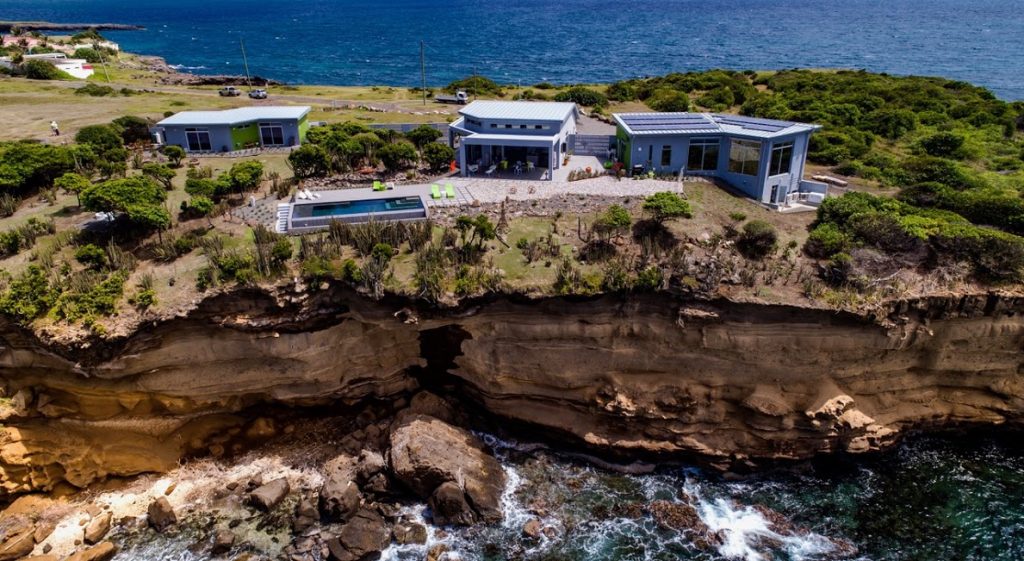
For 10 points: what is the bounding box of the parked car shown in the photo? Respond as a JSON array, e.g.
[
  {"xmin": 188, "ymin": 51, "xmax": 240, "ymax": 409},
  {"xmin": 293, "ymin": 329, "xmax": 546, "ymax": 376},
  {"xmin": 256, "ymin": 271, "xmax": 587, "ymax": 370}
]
[
  {"xmin": 248, "ymin": 89, "xmax": 268, "ymax": 99},
  {"xmin": 218, "ymin": 86, "xmax": 241, "ymax": 97}
]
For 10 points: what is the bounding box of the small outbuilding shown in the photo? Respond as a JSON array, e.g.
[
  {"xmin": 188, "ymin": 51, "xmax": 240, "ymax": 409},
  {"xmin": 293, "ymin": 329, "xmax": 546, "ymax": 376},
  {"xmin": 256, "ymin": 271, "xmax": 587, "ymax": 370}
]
[
  {"xmin": 613, "ymin": 112, "xmax": 826, "ymax": 207},
  {"xmin": 448, "ymin": 101, "xmax": 578, "ymax": 180},
  {"xmin": 152, "ymin": 106, "xmax": 312, "ymax": 153}
]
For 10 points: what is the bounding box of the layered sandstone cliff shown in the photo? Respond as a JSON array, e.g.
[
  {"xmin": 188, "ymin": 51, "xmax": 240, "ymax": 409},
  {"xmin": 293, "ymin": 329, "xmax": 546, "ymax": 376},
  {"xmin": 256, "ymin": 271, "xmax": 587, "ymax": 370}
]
[{"xmin": 1, "ymin": 285, "xmax": 1022, "ymax": 496}]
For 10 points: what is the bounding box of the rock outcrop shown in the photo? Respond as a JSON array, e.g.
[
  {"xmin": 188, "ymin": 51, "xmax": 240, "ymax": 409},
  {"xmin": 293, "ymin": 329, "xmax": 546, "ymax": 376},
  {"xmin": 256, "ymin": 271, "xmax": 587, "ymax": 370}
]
[
  {"xmin": 389, "ymin": 414, "xmax": 506, "ymax": 525},
  {"xmin": 1, "ymin": 287, "xmax": 1023, "ymax": 496}
]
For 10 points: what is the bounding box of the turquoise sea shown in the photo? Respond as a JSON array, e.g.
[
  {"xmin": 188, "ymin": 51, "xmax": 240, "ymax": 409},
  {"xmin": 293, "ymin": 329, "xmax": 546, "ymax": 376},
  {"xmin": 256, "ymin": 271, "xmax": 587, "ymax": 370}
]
[{"xmin": 3, "ymin": 0, "xmax": 1024, "ymax": 99}]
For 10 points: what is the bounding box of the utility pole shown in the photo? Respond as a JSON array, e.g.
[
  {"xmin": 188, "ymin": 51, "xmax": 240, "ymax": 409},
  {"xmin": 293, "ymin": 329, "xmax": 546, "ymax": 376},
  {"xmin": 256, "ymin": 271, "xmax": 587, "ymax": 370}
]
[
  {"xmin": 420, "ymin": 40, "xmax": 426, "ymax": 106},
  {"xmin": 240, "ymin": 38, "xmax": 252, "ymax": 90},
  {"xmin": 97, "ymin": 49, "xmax": 110, "ymax": 82}
]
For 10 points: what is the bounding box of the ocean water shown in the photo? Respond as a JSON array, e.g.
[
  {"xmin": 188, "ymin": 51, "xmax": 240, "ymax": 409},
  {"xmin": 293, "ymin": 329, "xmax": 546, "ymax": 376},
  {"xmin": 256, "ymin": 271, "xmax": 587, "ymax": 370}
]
[{"xmin": 3, "ymin": 0, "xmax": 1024, "ymax": 100}]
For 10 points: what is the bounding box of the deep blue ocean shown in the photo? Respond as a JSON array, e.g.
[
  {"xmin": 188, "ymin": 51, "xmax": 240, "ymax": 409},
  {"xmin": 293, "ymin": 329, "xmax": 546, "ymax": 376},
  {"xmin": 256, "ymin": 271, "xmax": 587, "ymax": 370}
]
[{"xmin": 3, "ymin": 0, "xmax": 1024, "ymax": 99}]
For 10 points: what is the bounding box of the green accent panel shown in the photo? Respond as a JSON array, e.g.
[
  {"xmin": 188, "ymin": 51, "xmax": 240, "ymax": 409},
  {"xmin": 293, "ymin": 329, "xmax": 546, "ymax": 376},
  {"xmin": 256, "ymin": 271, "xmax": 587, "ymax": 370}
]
[
  {"xmin": 297, "ymin": 116, "xmax": 310, "ymax": 143},
  {"xmin": 616, "ymin": 125, "xmax": 632, "ymax": 168},
  {"xmin": 230, "ymin": 124, "xmax": 260, "ymax": 149}
]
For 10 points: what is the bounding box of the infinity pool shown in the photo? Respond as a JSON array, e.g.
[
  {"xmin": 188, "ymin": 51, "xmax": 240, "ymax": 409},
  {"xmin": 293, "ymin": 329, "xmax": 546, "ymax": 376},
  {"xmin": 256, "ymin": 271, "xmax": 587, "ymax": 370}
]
[{"xmin": 309, "ymin": 196, "xmax": 424, "ymax": 217}]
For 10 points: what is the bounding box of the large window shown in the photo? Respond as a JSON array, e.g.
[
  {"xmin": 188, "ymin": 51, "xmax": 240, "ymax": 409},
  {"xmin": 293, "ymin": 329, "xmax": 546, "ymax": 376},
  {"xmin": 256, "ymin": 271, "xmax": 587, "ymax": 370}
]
[
  {"xmin": 660, "ymin": 145, "xmax": 673, "ymax": 166},
  {"xmin": 185, "ymin": 128, "xmax": 211, "ymax": 152},
  {"xmin": 259, "ymin": 123, "xmax": 285, "ymax": 146},
  {"xmin": 687, "ymin": 138, "xmax": 719, "ymax": 171},
  {"xmin": 728, "ymin": 139, "xmax": 761, "ymax": 176},
  {"xmin": 769, "ymin": 142, "xmax": 794, "ymax": 176}
]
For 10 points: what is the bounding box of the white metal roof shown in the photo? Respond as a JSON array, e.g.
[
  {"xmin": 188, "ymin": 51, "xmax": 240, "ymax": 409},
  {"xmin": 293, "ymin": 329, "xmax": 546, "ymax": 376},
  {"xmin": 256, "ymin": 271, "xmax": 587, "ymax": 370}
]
[
  {"xmin": 157, "ymin": 106, "xmax": 312, "ymax": 127},
  {"xmin": 613, "ymin": 112, "xmax": 820, "ymax": 139},
  {"xmin": 460, "ymin": 101, "xmax": 577, "ymax": 122},
  {"xmin": 461, "ymin": 133, "xmax": 558, "ymax": 144}
]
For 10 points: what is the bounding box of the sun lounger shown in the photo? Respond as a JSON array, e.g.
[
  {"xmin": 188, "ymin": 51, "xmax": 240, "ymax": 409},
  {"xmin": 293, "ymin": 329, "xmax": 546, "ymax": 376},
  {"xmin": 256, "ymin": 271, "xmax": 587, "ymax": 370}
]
[
  {"xmin": 372, "ymin": 180, "xmax": 384, "ymax": 191},
  {"xmin": 431, "ymin": 184, "xmax": 442, "ymax": 200},
  {"xmin": 485, "ymin": 164, "xmax": 497, "ymax": 176},
  {"xmin": 445, "ymin": 183, "xmax": 456, "ymax": 199}
]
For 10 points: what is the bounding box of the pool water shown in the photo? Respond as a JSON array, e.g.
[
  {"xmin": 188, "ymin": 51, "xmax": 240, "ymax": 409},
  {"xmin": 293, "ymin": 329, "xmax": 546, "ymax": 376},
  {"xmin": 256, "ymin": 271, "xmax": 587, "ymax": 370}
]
[{"xmin": 309, "ymin": 197, "xmax": 424, "ymax": 218}]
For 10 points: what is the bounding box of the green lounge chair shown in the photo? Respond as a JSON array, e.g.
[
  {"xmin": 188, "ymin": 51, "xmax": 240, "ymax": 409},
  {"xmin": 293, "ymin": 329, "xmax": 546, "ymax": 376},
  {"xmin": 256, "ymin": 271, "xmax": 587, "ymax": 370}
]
[
  {"xmin": 445, "ymin": 183, "xmax": 456, "ymax": 199},
  {"xmin": 431, "ymin": 184, "xmax": 442, "ymax": 200},
  {"xmin": 372, "ymin": 180, "xmax": 384, "ymax": 191}
]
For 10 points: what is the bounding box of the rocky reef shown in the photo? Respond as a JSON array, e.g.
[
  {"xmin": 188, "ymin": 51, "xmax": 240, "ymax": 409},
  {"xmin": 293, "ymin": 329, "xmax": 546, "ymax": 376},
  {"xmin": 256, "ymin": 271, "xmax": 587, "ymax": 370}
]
[{"xmin": 1, "ymin": 284, "xmax": 1023, "ymax": 499}]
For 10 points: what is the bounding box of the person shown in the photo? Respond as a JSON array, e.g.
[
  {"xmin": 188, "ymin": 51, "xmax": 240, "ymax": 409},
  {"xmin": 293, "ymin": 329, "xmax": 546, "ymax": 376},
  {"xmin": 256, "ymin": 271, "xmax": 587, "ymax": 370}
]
[{"xmin": 50, "ymin": 121, "xmax": 60, "ymax": 136}]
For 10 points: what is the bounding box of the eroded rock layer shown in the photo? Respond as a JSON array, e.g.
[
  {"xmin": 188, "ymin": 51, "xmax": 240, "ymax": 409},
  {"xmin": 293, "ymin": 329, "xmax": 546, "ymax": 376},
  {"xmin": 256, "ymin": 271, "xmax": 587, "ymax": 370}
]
[{"xmin": 1, "ymin": 286, "xmax": 1022, "ymax": 495}]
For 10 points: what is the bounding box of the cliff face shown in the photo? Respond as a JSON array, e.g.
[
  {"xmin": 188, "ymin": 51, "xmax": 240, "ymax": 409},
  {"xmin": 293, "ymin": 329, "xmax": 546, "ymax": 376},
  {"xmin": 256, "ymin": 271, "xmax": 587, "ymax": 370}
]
[{"xmin": 1, "ymin": 287, "xmax": 1022, "ymax": 496}]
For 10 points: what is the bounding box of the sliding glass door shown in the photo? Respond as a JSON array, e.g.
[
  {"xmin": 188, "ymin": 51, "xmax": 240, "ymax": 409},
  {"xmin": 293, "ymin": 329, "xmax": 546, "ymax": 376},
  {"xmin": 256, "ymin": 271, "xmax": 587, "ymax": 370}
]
[
  {"xmin": 185, "ymin": 128, "xmax": 212, "ymax": 152},
  {"xmin": 259, "ymin": 123, "xmax": 285, "ymax": 146}
]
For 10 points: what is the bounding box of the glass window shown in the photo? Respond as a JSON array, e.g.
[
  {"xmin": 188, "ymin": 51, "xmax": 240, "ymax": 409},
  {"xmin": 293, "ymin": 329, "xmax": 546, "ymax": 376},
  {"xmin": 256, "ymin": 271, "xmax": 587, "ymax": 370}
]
[
  {"xmin": 260, "ymin": 124, "xmax": 285, "ymax": 146},
  {"xmin": 769, "ymin": 142, "xmax": 794, "ymax": 176},
  {"xmin": 728, "ymin": 139, "xmax": 761, "ymax": 176},
  {"xmin": 184, "ymin": 128, "xmax": 211, "ymax": 152},
  {"xmin": 660, "ymin": 145, "xmax": 672, "ymax": 166},
  {"xmin": 686, "ymin": 138, "xmax": 719, "ymax": 171}
]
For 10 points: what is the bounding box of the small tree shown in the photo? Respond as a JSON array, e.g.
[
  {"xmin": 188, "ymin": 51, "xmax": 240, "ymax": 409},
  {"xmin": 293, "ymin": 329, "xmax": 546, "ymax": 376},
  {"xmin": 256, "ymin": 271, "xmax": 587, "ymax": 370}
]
[
  {"xmin": 141, "ymin": 163, "xmax": 176, "ymax": 190},
  {"xmin": 81, "ymin": 176, "xmax": 170, "ymax": 236},
  {"xmin": 455, "ymin": 214, "xmax": 496, "ymax": 253},
  {"xmin": 162, "ymin": 145, "xmax": 186, "ymax": 167},
  {"xmin": 643, "ymin": 192, "xmax": 692, "ymax": 223},
  {"xmin": 736, "ymin": 220, "xmax": 778, "ymax": 259},
  {"xmin": 287, "ymin": 144, "xmax": 331, "ymax": 178},
  {"xmin": 423, "ymin": 143, "xmax": 455, "ymax": 172},
  {"xmin": 112, "ymin": 115, "xmax": 154, "ymax": 145},
  {"xmin": 594, "ymin": 204, "xmax": 632, "ymax": 240},
  {"xmin": 221, "ymin": 161, "xmax": 264, "ymax": 194},
  {"xmin": 404, "ymin": 125, "xmax": 442, "ymax": 148},
  {"xmin": 378, "ymin": 141, "xmax": 418, "ymax": 172},
  {"xmin": 54, "ymin": 172, "xmax": 91, "ymax": 206}
]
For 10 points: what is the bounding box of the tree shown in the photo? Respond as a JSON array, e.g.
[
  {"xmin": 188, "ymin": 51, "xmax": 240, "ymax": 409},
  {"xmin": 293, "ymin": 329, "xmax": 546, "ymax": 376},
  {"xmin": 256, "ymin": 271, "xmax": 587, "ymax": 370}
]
[
  {"xmin": 75, "ymin": 124, "xmax": 127, "ymax": 177},
  {"xmin": 162, "ymin": 145, "xmax": 186, "ymax": 167},
  {"xmin": 405, "ymin": 125, "xmax": 442, "ymax": 148},
  {"xmin": 378, "ymin": 141, "xmax": 418, "ymax": 172},
  {"xmin": 287, "ymin": 144, "xmax": 331, "ymax": 178},
  {"xmin": 455, "ymin": 214, "xmax": 497, "ymax": 252},
  {"xmin": 919, "ymin": 131, "xmax": 966, "ymax": 159},
  {"xmin": 81, "ymin": 176, "xmax": 170, "ymax": 234},
  {"xmin": 73, "ymin": 48, "xmax": 103, "ymax": 63},
  {"xmin": 185, "ymin": 177, "xmax": 218, "ymax": 198},
  {"xmin": 221, "ymin": 161, "xmax": 264, "ymax": 194},
  {"xmin": 642, "ymin": 192, "xmax": 692, "ymax": 223},
  {"xmin": 141, "ymin": 163, "xmax": 176, "ymax": 190},
  {"xmin": 594, "ymin": 204, "xmax": 632, "ymax": 240},
  {"xmin": 112, "ymin": 116, "xmax": 154, "ymax": 145},
  {"xmin": 422, "ymin": 143, "xmax": 455, "ymax": 172},
  {"xmin": 54, "ymin": 172, "xmax": 91, "ymax": 205},
  {"xmin": 736, "ymin": 220, "xmax": 778, "ymax": 259}
]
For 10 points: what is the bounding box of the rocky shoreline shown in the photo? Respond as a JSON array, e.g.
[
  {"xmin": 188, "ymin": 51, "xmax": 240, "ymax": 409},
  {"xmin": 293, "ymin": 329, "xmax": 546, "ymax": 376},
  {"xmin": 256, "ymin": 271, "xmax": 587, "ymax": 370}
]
[{"xmin": 1, "ymin": 285, "xmax": 1023, "ymax": 558}]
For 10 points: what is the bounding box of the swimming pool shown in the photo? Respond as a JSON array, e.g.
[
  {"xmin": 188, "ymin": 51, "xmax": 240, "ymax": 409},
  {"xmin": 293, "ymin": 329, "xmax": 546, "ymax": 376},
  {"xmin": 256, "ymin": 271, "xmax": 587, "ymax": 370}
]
[
  {"xmin": 287, "ymin": 193, "xmax": 429, "ymax": 232},
  {"xmin": 308, "ymin": 197, "xmax": 424, "ymax": 217}
]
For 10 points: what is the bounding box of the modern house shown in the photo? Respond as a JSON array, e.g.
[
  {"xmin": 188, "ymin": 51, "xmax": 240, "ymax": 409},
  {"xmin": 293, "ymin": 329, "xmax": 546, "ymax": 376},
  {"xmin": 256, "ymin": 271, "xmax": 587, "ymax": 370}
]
[
  {"xmin": 613, "ymin": 112, "xmax": 827, "ymax": 206},
  {"xmin": 151, "ymin": 106, "xmax": 312, "ymax": 153},
  {"xmin": 448, "ymin": 101, "xmax": 578, "ymax": 180}
]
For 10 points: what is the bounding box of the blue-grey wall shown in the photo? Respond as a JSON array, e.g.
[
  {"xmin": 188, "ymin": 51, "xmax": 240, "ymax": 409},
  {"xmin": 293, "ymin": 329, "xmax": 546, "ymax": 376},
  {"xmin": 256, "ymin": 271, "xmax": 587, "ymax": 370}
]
[
  {"xmin": 160, "ymin": 119, "xmax": 303, "ymax": 153},
  {"xmin": 625, "ymin": 131, "xmax": 814, "ymax": 205}
]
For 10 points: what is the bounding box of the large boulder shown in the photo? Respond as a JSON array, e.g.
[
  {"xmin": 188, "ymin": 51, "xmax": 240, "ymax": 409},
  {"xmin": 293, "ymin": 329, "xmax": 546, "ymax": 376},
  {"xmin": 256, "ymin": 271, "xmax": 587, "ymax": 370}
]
[
  {"xmin": 0, "ymin": 514, "xmax": 35, "ymax": 561},
  {"xmin": 319, "ymin": 455, "xmax": 361, "ymax": 522},
  {"xmin": 65, "ymin": 542, "xmax": 118, "ymax": 561},
  {"xmin": 84, "ymin": 511, "xmax": 112, "ymax": 544},
  {"xmin": 325, "ymin": 508, "xmax": 390, "ymax": 561},
  {"xmin": 388, "ymin": 414, "xmax": 505, "ymax": 524},
  {"xmin": 147, "ymin": 497, "xmax": 177, "ymax": 531},
  {"xmin": 428, "ymin": 482, "xmax": 475, "ymax": 526},
  {"xmin": 248, "ymin": 478, "xmax": 290, "ymax": 511}
]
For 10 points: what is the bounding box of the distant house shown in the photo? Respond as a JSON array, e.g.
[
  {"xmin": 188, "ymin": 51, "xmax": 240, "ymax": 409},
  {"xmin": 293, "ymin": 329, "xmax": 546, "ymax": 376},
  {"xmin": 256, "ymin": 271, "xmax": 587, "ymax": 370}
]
[
  {"xmin": 613, "ymin": 112, "xmax": 827, "ymax": 206},
  {"xmin": 5, "ymin": 53, "xmax": 95, "ymax": 79},
  {"xmin": 151, "ymin": 106, "xmax": 312, "ymax": 153},
  {"xmin": 448, "ymin": 101, "xmax": 578, "ymax": 180}
]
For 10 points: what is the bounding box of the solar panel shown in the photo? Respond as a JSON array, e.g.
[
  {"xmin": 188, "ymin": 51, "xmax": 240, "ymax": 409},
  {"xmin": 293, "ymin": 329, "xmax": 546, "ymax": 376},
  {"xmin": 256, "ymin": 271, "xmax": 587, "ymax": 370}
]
[
  {"xmin": 621, "ymin": 113, "xmax": 714, "ymax": 131},
  {"xmin": 714, "ymin": 115, "xmax": 791, "ymax": 132}
]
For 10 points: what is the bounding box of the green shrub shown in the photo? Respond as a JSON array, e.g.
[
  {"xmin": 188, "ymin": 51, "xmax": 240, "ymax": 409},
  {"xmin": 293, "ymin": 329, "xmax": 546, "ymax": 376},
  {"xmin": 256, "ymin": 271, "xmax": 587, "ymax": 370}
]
[
  {"xmin": 447, "ymin": 75, "xmax": 502, "ymax": 96},
  {"xmin": 919, "ymin": 131, "xmax": 966, "ymax": 159},
  {"xmin": 75, "ymin": 83, "xmax": 115, "ymax": 97},
  {"xmin": 642, "ymin": 192, "xmax": 692, "ymax": 222},
  {"xmin": 0, "ymin": 265, "xmax": 57, "ymax": 323},
  {"xmin": 22, "ymin": 59, "xmax": 68, "ymax": 80},
  {"xmin": 378, "ymin": 141, "xmax": 418, "ymax": 172},
  {"xmin": 287, "ymin": 144, "xmax": 331, "ymax": 178},
  {"xmin": 736, "ymin": 220, "xmax": 778, "ymax": 259},
  {"xmin": 634, "ymin": 266, "xmax": 664, "ymax": 291},
  {"xmin": 553, "ymin": 87, "xmax": 608, "ymax": 107},
  {"xmin": 423, "ymin": 143, "xmax": 455, "ymax": 171},
  {"xmin": 404, "ymin": 125, "xmax": 443, "ymax": 148},
  {"xmin": 162, "ymin": 145, "xmax": 186, "ymax": 167},
  {"xmin": 645, "ymin": 88, "xmax": 689, "ymax": 112},
  {"xmin": 804, "ymin": 223, "xmax": 851, "ymax": 258},
  {"xmin": 74, "ymin": 244, "xmax": 107, "ymax": 269}
]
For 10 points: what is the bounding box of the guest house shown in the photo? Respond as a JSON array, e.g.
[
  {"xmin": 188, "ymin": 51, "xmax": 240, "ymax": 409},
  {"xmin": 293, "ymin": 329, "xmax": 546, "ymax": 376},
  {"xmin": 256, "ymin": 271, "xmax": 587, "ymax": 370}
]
[{"xmin": 152, "ymin": 106, "xmax": 312, "ymax": 153}]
